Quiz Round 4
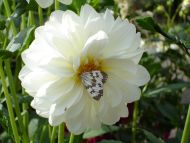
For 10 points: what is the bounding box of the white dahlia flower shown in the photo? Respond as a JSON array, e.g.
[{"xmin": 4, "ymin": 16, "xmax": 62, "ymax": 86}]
[
  {"xmin": 19, "ymin": 4, "xmax": 150, "ymax": 134},
  {"xmin": 26, "ymin": 0, "xmax": 72, "ymax": 8}
]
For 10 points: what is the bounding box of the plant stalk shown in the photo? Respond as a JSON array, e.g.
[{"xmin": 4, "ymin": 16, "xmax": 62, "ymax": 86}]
[
  {"xmin": 38, "ymin": 6, "xmax": 43, "ymax": 25},
  {"xmin": 55, "ymin": 0, "xmax": 60, "ymax": 10},
  {"xmin": 51, "ymin": 126, "xmax": 58, "ymax": 143},
  {"xmin": 181, "ymin": 105, "xmax": 190, "ymax": 143},
  {"xmin": 0, "ymin": 60, "xmax": 20, "ymax": 143},
  {"xmin": 132, "ymin": 101, "xmax": 139, "ymax": 143},
  {"xmin": 3, "ymin": 0, "xmax": 17, "ymax": 36},
  {"xmin": 5, "ymin": 60, "xmax": 29, "ymax": 143},
  {"xmin": 58, "ymin": 123, "xmax": 65, "ymax": 143},
  {"xmin": 28, "ymin": 11, "xmax": 35, "ymax": 26},
  {"xmin": 69, "ymin": 133, "xmax": 75, "ymax": 143}
]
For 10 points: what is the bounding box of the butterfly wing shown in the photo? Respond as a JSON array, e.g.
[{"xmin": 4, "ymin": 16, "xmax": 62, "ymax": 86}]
[{"xmin": 81, "ymin": 70, "xmax": 108, "ymax": 100}]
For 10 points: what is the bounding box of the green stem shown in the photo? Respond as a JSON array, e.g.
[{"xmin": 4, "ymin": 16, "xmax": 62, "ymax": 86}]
[
  {"xmin": 0, "ymin": 60, "xmax": 20, "ymax": 143},
  {"xmin": 12, "ymin": 0, "xmax": 16, "ymax": 10},
  {"xmin": 38, "ymin": 6, "xmax": 43, "ymax": 25},
  {"xmin": 21, "ymin": 75, "xmax": 29, "ymax": 136},
  {"xmin": 22, "ymin": 92, "xmax": 29, "ymax": 135},
  {"xmin": 55, "ymin": 0, "xmax": 60, "ymax": 10},
  {"xmin": 51, "ymin": 126, "xmax": 58, "ymax": 143},
  {"xmin": 58, "ymin": 123, "xmax": 65, "ymax": 143},
  {"xmin": 49, "ymin": 125, "xmax": 52, "ymax": 139},
  {"xmin": 69, "ymin": 133, "xmax": 75, "ymax": 143},
  {"xmin": 181, "ymin": 105, "xmax": 190, "ymax": 143},
  {"xmin": 132, "ymin": 101, "xmax": 139, "ymax": 143},
  {"xmin": 3, "ymin": 0, "xmax": 17, "ymax": 36},
  {"xmin": 5, "ymin": 60, "xmax": 29, "ymax": 143},
  {"xmin": 171, "ymin": 3, "xmax": 182, "ymax": 25},
  {"xmin": 14, "ymin": 58, "xmax": 22, "ymax": 94},
  {"xmin": 39, "ymin": 125, "xmax": 48, "ymax": 143},
  {"xmin": 21, "ymin": 14, "xmax": 26, "ymax": 30},
  {"xmin": 28, "ymin": 11, "xmax": 35, "ymax": 26},
  {"xmin": 47, "ymin": 7, "xmax": 52, "ymax": 16},
  {"xmin": 2, "ymin": 36, "xmax": 8, "ymax": 50}
]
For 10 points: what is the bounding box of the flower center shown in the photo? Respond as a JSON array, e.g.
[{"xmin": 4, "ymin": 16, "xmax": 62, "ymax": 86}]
[
  {"xmin": 77, "ymin": 59, "xmax": 101, "ymax": 76},
  {"xmin": 77, "ymin": 58, "xmax": 108, "ymax": 101}
]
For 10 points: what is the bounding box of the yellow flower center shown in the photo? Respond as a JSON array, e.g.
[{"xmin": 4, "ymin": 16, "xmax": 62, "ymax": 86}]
[{"xmin": 77, "ymin": 58, "xmax": 101, "ymax": 76}]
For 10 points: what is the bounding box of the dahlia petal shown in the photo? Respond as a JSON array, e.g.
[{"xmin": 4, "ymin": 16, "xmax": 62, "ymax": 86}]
[
  {"xmin": 36, "ymin": 110, "xmax": 49, "ymax": 118},
  {"xmin": 22, "ymin": 39, "xmax": 59, "ymax": 70},
  {"xmin": 35, "ymin": 0, "xmax": 53, "ymax": 8},
  {"xmin": 40, "ymin": 57, "xmax": 74, "ymax": 77},
  {"xmin": 104, "ymin": 78, "xmax": 123, "ymax": 107},
  {"xmin": 36, "ymin": 77, "xmax": 75, "ymax": 101},
  {"xmin": 132, "ymin": 65, "xmax": 150, "ymax": 86},
  {"xmin": 103, "ymin": 59, "xmax": 150, "ymax": 86},
  {"xmin": 81, "ymin": 5, "xmax": 105, "ymax": 36},
  {"xmin": 65, "ymin": 99, "xmax": 101, "ymax": 134},
  {"xmin": 108, "ymin": 20, "xmax": 136, "ymax": 51},
  {"xmin": 51, "ymin": 11, "xmax": 84, "ymax": 58},
  {"xmin": 117, "ymin": 104, "xmax": 129, "ymax": 118},
  {"xmin": 80, "ymin": 4, "xmax": 99, "ymax": 24},
  {"xmin": 19, "ymin": 67, "xmax": 57, "ymax": 96},
  {"xmin": 49, "ymin": 104, "xmax": 66, "ymax": 126},
  {"xmin": 49, "ymin": 84, "xmax": 83, "ymax": 117},
  {"xmin": 61, "ymin": 10, "xmax": 81, "ymax": 31},
  {"xmin": 66, "ymin": 116, "xmax": 86, "ymax": 135},
  {"xmin": 58, "ymin": 0, "xmax": 72, "ymax": 5},
  {"xmin": 82, "ymin": 31, "xmax": 108, "ymax": 59},
  {"xmin": 49, "ymin": 10, "xmax": 64, "ymax": 23},
  {"xmin": 82, "ymin": 94, "xmax": 101, "ymax": 129},
  {"xmin": 99, "ymin": 100, "xmax": 129, "ymax": 125},
  {"xmin": 113, "ymin": 77, "xmax": 141, "ymax": 103},
  {"xmin": 64, "ymin": 94, "xmax": 86, "ymax": 119},
  {"xmin": 98, "ymin": 100, "xmax": 120, "ymax": 125},
  {"xmin": 122, "ymin": 84, "xmax": 141, "ymax": 103},
  {"xmin": 103, "ymin": 9, "xmax": 115, "ymax": 33},
  {"xmin": 87, "ymin": 102, "xmax": 101, "ymax": 129},
  {"xmin": 31, "ymin": 97, "xmax": 52, "ymax": 115},
  {"xmin": 102, "ymin": 20, "xmax": 142, "ymax": 59},
  {"xmin": 19, "ymin": 66, "xmax": 31, "ymax": 81}
]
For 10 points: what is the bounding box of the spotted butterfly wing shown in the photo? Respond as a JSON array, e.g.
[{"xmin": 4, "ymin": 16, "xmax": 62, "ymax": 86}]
[{"xmin": 81, "ymin": 70, "xmax": 108, "ymax": 100}]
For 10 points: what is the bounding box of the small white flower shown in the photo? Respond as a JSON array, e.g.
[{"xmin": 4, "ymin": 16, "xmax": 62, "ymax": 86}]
[
  {"xmin": 19, "ymin": 4, "xmax": 150, "ymax": 134},
  {"xmin": 27, "ymin": 0, "xmax": 72, "ymax": 8}
]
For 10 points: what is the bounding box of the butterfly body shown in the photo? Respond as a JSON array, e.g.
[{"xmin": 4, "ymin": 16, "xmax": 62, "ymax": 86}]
[{"xmin": 81, "ymin": 70, "xmax": 108, "ymax": 100}]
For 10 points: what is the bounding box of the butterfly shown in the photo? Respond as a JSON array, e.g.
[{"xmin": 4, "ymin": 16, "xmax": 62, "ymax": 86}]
[{"xmin": 81, "ymin": 70, "xmax": 108, "ymax": 101}]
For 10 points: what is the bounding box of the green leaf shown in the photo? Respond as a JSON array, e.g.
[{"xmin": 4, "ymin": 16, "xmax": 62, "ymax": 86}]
[
  {"xmin": 18, "ymin": 95, "xmax": 33, "ymax": 104},
  {"xmin": 136, "ymin": 17, "xmax": 158, "ymax": 32},
  {"xmin": 6, "ymin": 26, "xmax": 35, "ymax": 54},
  {"xmin": 0, "ymin": 103, "xmax": 13, "ymax": 137},
  {"xmin": 135, "ymin": 17, "xmax": 169, "ymax": 38},
  {"xmin": 0, "ymin": 15, "xmax": 6, "ymax": 30},
  {"xmin": 136, "ymin": 17, "xmax": 190, "ymax": 55},
  {"xmin": 8, "ymin": 6, "xmax": 26, "ymax": 23},
  {"xmin": 28, "ymin": 118, "xmax": 39, "ymax": 139},
  {"xmin": 98, "ymin": 140, "xmax": 122, "ymax": 143},
  {"xmin": 8, "ymin": 1, "xmax": 38, "ymax": 23},
  {"xmin": 26, "ymin": 0, "xmax": 38, "ymax": 11},
  {"xmin": 156, "ymin": 102, "xmax": 178, "ymax": 123},
  {"xmin": 142, "ymin": 129, "xmax": 165, "ymax": 143},
  {"xmin": 144, "ymin": 83, "xmax": 190, "ymax": 98},
  {"xmin": 0, "ymin": 50, "xmax": 14, "ymax": 59},
  {"xmin": 21, "ymin": 27, "xmax": 35, "ymax": 51},
  {"xmin": 83, "ymin": 125, "xmax": 119, "ymax": 139}
]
